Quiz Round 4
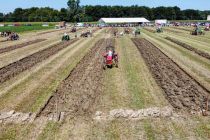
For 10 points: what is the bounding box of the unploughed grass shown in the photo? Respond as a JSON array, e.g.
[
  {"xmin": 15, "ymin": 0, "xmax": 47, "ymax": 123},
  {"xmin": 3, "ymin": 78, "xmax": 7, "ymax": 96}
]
[{"xmin": 0, "ymin": 24, "xmax": 54, "ymax": 33}]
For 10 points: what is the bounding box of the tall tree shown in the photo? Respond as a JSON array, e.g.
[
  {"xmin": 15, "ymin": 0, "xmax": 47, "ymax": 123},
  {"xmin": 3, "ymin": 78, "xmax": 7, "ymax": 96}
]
[
  {"xmin": 13, "ymin": 8, "xmax": 24, "ymax": 21},
  {"xmin": 60, "ymin": 8, "xmax": 68, "ymax": 21},
  {"xmin": 67, "ymin": 0, "xmax": 81, "ymax": 21},
  {"xmin": 0, "ymin": 13, "xmax": 3, "ymax": 22}
]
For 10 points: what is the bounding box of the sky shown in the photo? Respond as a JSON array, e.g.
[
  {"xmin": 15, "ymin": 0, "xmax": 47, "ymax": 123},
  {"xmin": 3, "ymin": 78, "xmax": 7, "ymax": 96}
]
[{"xmin": 0, "ymin": 0, "xmax": 210, "ymax": 13}]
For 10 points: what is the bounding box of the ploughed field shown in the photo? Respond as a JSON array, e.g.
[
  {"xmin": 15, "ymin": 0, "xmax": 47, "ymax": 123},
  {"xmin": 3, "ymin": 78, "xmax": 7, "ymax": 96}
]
[
  {"xmin": 1, "ymin": 26, "xmax": 210, "ymax": 139},
  {"xmin": 40, "ymin": 38, "xmax": 114, "ymax": 120},
  {"xmin": 0, "ymin": 39, "xmax": 78, "ymax": 84},
  {"xmin": 132, "ymin": 38, "xmax": 209, "ymax": 112}
]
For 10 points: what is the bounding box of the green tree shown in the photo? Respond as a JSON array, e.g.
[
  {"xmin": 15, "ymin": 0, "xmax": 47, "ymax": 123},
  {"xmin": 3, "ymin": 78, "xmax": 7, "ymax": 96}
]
[
  {"xmin": 67, "ymin": 0, "xmax": 82, "ymax": 21},
  {"xmin": 183, "ymin": 9, "xmax": 201, "ymax": 20},
  {"xmin": 13, "ymin": 8, "xmax": 24, "ymax": 21},
  {"xmin": 0, "ymin": 13, "xmax": 3, "ymax": 22},
  {"xmin": 60, "ymin": 8, "xmax": 68, "ymax": 21},
  {"xmin": 1, "ymin": 5, "xmax": 209, "ymax": 22}
]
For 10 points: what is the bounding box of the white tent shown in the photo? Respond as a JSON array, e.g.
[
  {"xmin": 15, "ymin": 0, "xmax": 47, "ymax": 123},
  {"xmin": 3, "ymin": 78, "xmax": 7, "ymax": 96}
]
[
  {"xmin": 207, "ymin": 15, "xmax": 210, "ymax": 21},
  {"xmin": 155, "ymin": 19, "xmax": 167, "ymax": 24},
  {"xmin": 99, "ymin": 18, "xmax": 150, "ymax": 23}
]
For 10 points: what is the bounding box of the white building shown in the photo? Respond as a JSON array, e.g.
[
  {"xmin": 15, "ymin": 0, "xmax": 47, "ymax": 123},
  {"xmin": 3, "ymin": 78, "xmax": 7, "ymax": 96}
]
[
  {"xmin": 207, "ymin": 15, "xmax": 210, "ymax": 21},
  {"xmin": 155, "ymin": 19, "xmax": 167, "ymax": 25},
  {"xmin": 99, "ymin": 17, "xmax": 150, "ymax": 24}
]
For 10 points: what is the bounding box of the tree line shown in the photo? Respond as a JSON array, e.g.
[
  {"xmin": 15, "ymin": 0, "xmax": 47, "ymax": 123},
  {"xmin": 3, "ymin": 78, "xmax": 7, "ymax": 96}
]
[{"xmin": 0, "ymin": 1, "xmax": 210, "ymax": 22}]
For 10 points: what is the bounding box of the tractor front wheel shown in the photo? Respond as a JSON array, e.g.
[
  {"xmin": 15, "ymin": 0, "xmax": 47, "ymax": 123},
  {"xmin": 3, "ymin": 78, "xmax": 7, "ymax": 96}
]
[{"xmin": 103, "ymin": 64, "xmax": 107, "ymax": 70}]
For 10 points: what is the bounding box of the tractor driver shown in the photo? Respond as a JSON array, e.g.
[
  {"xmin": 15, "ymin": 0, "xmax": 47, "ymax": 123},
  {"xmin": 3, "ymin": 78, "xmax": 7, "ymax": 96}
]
[
  {"xmin": 106, "ymin": 50, "xmax": 113, "ymax": 61},
  {"xmin": 103, "ymin": 47, "xmax": 113, "ymax": 59},
  {"xmin": 106, "ymin": 48, "xmax": 118, "ymax": 61}
]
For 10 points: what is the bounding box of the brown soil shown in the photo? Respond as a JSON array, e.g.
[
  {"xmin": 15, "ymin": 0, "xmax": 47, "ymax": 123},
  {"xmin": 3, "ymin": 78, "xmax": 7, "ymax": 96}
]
[
  {"xmin": 0, "ymin": 39, "xmax": 78, "ymax": 84},
  {"xmin": 65, "ymin": 28, "xmax": 83, "ymax": 34},
  {"xmin": 0, "ymin": 39, "xmax": 46, "ymax": 54},
  {"xmin": 132, "ymin": 38, "xmax": 210, "ymax": 113},
  {"xmin": 108, "ymin": 28, "xmax": 118, "ymax": 34},
  {"xmin": 38, "ymin": 38, "xmax": 114, "ymax": 120},
  {"xmin": 92, "ymin": 27, "xmax": 100, "ymax": 33},
  {"xmin": 165, "ymin": 37, "xmax": 210, "ymax": 60}
]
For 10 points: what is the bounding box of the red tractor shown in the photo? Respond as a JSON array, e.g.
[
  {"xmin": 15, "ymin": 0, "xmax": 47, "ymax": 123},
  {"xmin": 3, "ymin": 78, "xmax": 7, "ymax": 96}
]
[
  {"xmin": 204, "ymin": 26, "xmax": 209, "ymax": 31},
  {"xmin": 103, "ymin": 46, "xmax": 118, "ymax": 69}
]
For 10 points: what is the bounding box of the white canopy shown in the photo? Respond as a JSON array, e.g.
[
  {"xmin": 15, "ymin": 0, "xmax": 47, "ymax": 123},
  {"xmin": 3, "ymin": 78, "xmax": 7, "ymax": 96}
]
[
  {"xmin": 207, "ymin": 15, "xmax": 210, "ymax": 21},
  {"xmin": 99, "ymin": 17, "xmax": 150, "ymax": 23},
  {"xmin": 155, "ymin": 19, "xmax": 167, "ymax": 24}
]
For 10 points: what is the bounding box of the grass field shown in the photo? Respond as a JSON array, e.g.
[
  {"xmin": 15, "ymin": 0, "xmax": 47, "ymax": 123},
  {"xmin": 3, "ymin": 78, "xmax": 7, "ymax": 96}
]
[
  {"xmin": 0, "ymin": 24, "xmax": 55, "ymax": 33},
  {"xmin": 0, "ymin": 26, "xmax": 210, "ymax": 139}
]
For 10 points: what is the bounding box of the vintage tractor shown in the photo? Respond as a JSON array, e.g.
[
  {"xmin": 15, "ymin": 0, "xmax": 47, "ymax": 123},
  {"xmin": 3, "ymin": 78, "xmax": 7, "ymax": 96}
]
[
  {"xmin": 156, "ymin": 27, "xmax": 163, "ymax": 33},
  {"xmin": 62, "ymin": 34, "xmax": 70, "ymax": 41},
  {"xmin": 204, "ymin": 26, "xmax": 209, "ymax": 31},
  {"xmin": 80, "ymin": 32, "xmax": 90, "ymax": 37},
  {"xmin": 80, "ymin": 30, "xmax": 92, "ymax": 38},
  {"xmin": 191, "ymin": 27, "xmax": 205, "ymax": 35},
  {"xmin": 135, "ymin": 28, "xmax": 141, "ymax": 36},
  {"xmin": 103, "ymin": 46, "xmax": 118, "ymax": 70},
  {"xmin": 124, "ymin": 28, "xmax": 130, "ymax": 34}
]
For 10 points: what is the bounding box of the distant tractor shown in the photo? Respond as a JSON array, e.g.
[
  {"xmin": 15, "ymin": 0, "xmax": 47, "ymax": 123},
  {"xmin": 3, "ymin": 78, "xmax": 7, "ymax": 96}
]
[
  {"xmin": 124, "ymin": 28, "xmax": 131, "ymax": 34},
  {"xmin": 156, "ymin": 27, "xmax": 163, "ymax": 33},
  {"xmin": 62, "ymin": 33, "xmax": 70, "ymax": 41},
  {"xmin": 191, "ymin": 27, "xmax": 205, "ymax": 35},
  {"xmin": 80, "ymin": 31, "xmax": 92, "ymax": 38},
  {"xmin": 204, "ymin": 26, "xmax": 209, "ymax": 31},
  {"xmin": 135, "ymin": 28, "xmax": 141, "ymax": 36}
]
